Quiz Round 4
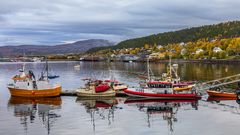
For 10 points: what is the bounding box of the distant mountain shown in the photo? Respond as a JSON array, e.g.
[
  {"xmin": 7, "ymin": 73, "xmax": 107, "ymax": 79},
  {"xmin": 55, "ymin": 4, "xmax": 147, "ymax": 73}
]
[
  {"xmin": 88, "ymin": 21, "xmax": 240, "ymax": 52},
  {"xmin": 0, "ymin": 39, "xmax": 113, "ymax": 57}
]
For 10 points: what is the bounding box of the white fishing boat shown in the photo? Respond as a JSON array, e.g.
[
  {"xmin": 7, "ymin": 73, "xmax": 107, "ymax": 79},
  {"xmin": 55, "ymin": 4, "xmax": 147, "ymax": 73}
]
[
  {"xmin": 7, "ymin": 61, "xmax": 61, "ymax": 98},
  {"xmin": 145, "ymin": 58, "xmax": 194, "ymax": 91}
]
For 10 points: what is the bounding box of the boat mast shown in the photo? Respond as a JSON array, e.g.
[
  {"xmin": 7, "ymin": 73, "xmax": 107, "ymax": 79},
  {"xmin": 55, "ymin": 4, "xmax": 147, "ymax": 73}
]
[
  {"xmin": 169, "ymin": 55, "xmax": 172, "ymax": 81},
  {"xmin": 23, "ymin": 63, "xmax": 25, "ymax": 72},
  {"xmin": 47, "ymin": 111, "xmax": 50, "ymax": 135},
  {"xmin": 147, "ymin": 57, "xmax": 150, "ymax": 81},
  {"xmin": 46, "ymin": 58, "xmax": 49, "ymax": 81}
]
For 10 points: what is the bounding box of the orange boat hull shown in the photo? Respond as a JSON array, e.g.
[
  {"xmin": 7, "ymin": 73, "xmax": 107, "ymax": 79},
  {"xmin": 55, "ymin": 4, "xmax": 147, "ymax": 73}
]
[
  {"xmin": 8, "ymin": 86, "xmax": 62, "ymax": 98},
  {"xmin": 207, "ymin": 90, "xmax": 236, "ymax": 98}
]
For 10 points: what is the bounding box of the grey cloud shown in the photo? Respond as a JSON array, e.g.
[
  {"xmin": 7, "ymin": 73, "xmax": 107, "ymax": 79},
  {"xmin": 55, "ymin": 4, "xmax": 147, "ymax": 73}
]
[{"xmin": 0, "ymin": 0, "xmax": 239, "ymax": 45}]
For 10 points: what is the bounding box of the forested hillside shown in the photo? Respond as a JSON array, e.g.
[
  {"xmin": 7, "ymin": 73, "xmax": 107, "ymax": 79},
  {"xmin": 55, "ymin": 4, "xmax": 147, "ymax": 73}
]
[{"xmin": 88, "ymin": 21, "xmax": 240, "ymax": 53}]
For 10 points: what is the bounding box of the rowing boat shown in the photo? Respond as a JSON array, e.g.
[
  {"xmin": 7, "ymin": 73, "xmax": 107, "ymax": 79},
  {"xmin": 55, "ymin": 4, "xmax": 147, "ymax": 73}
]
[{"xmin": 207, "ymin": 90, "xmax": 236, "ymax": 98}]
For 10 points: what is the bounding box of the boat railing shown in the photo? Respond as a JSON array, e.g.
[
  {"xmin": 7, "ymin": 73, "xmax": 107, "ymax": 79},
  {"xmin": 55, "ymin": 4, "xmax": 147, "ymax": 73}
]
[
  {"xmin": 8, "ymin": 83, "xmax": 15, "ymax": 87},
  {"xmin": 193, "ymin": 74, "xmax": 240, "ymax": 93}
]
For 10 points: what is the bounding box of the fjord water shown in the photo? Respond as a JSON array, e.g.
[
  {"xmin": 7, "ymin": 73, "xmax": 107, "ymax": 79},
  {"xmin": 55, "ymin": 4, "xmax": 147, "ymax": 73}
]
[{"xmin": 0, "ymin": 61, "xmax": 240, "ymax": 135}]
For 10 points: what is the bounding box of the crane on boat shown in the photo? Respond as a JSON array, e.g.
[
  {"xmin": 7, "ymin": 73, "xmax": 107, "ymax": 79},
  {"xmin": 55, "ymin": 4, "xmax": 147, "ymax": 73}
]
[{"xmin": 193, "ymin": 74, "xmax": 240, "ymax": 93}]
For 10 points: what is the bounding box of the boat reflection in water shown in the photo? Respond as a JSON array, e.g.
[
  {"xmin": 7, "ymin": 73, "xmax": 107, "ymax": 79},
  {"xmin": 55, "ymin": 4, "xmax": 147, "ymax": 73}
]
[
  {"xmin": 76, "ymin": 97, "xmax": 119, "ymax": 131},
  {"xmin": 207, "ymin": 96, "xmax": 240, "ymax": 107},
  {"xmin": 207, "ymin": 96, "xmax": 237, "ymax": 103},
  {"xmin": 8, "ymin": 96, "xmax": 62, "ymax": 135},
  {"xmin": 124, "ymin": 98, "xmax": 199, "ymax": 132},
  {"xmin": 204, "ymin": 96, "xmax": 240, "ymax": 114}
]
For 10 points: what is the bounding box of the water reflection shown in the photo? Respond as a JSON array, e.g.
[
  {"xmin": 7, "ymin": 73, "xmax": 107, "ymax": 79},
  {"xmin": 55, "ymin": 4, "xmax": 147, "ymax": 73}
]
[
  {"xmin": 8, "ymin": 97, "xmax": 62, "ymax": 135},
  {"xmin": 76, "ymin": 97, "xmax": 119, "ymax": 131},
  {"xmin": 1, "ymin": 62, "xmax": 240, "ymax": 135},
  {"xmin": 124, "ymin": 98, "xmax": 199, "ymax": 132},
  {"xmin": 203, "ymin": 97, "xmax": 240, "ymax": 115},
  {"xmin": 207, "ymin": 97, "xmax": 237, "ymax": 103}
]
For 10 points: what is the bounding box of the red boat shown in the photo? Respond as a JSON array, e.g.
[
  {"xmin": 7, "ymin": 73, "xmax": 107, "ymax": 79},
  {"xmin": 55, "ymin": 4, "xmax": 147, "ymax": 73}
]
[
  {"xmin": 124, "ymin": 88, "xmax": 201, "ymax": 99},
  {"xmin": 144, "ymin": 58, "xmax": 194, "ymax": 91}
]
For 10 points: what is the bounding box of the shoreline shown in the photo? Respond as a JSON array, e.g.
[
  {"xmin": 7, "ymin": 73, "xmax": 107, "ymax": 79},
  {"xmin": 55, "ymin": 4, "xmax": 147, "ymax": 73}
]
[
  {"xmin": 146, "ymin": 59, "xmax": 240, "ymax": 64},
  {"xmin": 1, "ymin": 59, "xmax": 240, "ymax": 64},
  {"xmin": 85, "ymin": 59, "xmax": 240, "ymax": 64}
]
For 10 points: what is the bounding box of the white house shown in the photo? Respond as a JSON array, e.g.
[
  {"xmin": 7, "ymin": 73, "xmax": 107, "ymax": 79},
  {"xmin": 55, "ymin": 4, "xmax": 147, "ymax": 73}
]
[
  {"xmin": 157, "ymin": 45, "xmax": 163, "ymax": 49},
  {"xmin": 110, "ymin": 54, "xmax": 116, "ymax": 58},
  {"xmin": 179, "ymin": 42, "xmax": 185, "ymax": 46},
  {"xmin": 210, "ymin": 39, "xmax": 217, "ymax": 42},
  {"xmin": 149, "ymin": 53, "xmax": 165, "ymax": 59},
  {"xmin": 181, "ymin": 48, "xmax": 187, "ymax": 55},
  {"xmin": 213, "ymin": 47, "xmax": 223, "ymax": 53},
  {"xmin": 196, "ymin": 49, "xmax": 204, "ymax": 54},
  {"xmin": 67, "ymin": 56, "xmax": 73, "ymax": 59}
]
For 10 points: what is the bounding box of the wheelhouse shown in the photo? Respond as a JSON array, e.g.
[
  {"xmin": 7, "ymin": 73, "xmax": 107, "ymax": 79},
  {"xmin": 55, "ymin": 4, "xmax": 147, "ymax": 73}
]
[{"xmin": 147, "ymin": 82, "xmax": 173, "ymax": 88}]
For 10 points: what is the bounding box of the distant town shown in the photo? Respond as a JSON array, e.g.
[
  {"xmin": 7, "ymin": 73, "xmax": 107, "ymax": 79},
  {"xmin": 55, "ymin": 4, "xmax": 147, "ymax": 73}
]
[{"xmin": 1, "ymin": 36, "xmax": 240, "ymax": 63}]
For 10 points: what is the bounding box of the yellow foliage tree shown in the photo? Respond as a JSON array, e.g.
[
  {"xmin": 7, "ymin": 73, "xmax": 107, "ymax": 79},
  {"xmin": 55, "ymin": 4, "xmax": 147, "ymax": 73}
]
[{"xmin": 144, "ymin": 44, "xmax": 150, "ymax": 49}]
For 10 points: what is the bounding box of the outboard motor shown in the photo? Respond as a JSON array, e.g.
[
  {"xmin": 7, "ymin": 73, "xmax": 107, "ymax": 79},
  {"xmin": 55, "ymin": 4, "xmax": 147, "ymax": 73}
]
[
  {"xmin": 214, "ymin": 87, "xmax": 220, "ymax": 91},
  {"xmin": 236, "ymin": 89, "xmax": 240, "ymax": 104},
  {"xmin": 236, "ymin": 90, "xmax": 240, "ymax": 100},
  {"xmin": 236, "ymin": 99, "xmax": 240, "ymax": 105}
]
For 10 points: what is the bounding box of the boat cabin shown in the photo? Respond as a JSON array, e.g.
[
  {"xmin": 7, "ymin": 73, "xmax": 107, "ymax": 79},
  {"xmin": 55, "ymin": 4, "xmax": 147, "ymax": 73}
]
[{"xmin": 147, "ymin": 82, "xmax": 173, "ymax": 88}]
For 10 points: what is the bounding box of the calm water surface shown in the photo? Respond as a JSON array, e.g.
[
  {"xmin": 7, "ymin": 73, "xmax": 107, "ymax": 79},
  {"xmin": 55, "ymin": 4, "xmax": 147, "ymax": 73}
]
[{"xmin": 0, "ymin": 61, "xmax": 240, "ymax": 135}]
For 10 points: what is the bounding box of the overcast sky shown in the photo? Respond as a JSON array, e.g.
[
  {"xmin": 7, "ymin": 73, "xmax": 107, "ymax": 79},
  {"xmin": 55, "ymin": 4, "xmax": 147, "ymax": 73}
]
[{"xmin": 0, "ymin": 0, "xmax": 239, "ymax": 45}]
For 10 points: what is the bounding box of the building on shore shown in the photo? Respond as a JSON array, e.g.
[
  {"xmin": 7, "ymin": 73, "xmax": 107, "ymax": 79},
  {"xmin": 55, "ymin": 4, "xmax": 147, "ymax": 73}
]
[
  {"xmin": 80, "ymin": 56, "xmax": 106, "ymax": 61},
  {"xmin": 213, "ymin": 47, "xmax": 223, "ymax": 53},
  {"xmin": 115, "ymin": 54, "xmax": 140, "ymax": 62},
  {"xmin": 149, "ymin": 52, "xmax": 165, "ymax": 60}
]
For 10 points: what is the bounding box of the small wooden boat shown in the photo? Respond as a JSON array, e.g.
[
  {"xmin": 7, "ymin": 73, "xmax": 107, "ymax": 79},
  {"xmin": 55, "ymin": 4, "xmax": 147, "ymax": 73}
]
[
  {"xmin": 124, "ymin": 88, "xmax": 200, "ymax": 99},
  {"xmin": 7, "ymin": 62, "xmax": 62, "ymax": 98},
  {"xmin": 76, "ymin": 79, "xmax": 116, "ymax": 97},
  {"xmin": 207, "ymin": 90, "xmax": 236, "ymax": 98},
  {"xmin": 48, "ymin": 75, "xmax": 60, "ymax": 79},
  {"xmin": 46, "ymin": 63, "xmax": 60, "ymax": 79}
]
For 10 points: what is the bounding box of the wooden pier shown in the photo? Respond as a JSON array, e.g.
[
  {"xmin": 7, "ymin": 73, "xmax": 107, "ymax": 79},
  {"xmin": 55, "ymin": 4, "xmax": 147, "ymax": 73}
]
[
  {"xmin": 60, "ymin": 90, "xmax": 128, "ymax": 97},
  {"xmin": 60, "ymin": 90, "xmax": 77, "ymax": 96}
]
